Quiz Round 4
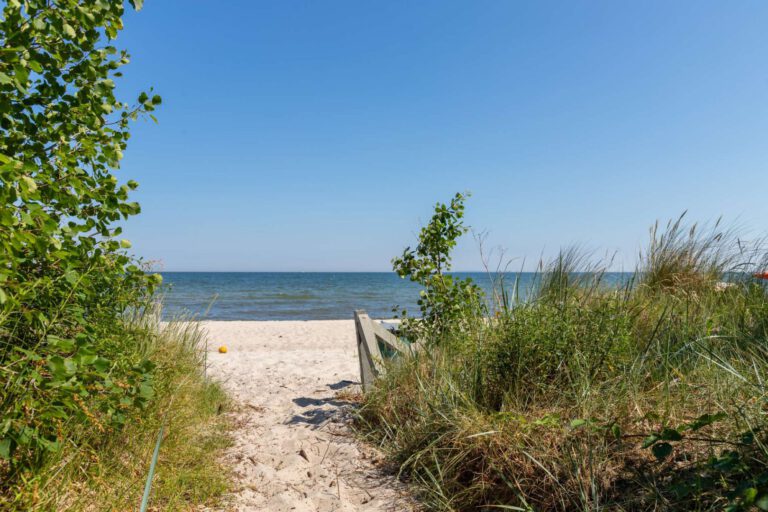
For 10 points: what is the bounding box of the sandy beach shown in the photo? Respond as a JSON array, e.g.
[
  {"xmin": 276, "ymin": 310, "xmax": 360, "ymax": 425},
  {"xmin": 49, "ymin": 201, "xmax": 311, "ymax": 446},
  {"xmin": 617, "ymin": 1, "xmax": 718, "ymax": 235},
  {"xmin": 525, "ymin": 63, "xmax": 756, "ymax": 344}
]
[{"xmin": 201, "ymin": 320, "xmax": 415, "ymax": 512}]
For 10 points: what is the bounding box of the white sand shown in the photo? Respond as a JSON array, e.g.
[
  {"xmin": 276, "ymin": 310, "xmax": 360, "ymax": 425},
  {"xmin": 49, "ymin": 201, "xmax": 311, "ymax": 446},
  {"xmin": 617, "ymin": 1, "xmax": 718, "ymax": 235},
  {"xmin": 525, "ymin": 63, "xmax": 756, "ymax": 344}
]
[{"xmin": 200, "ymin": 320, "xmax": 416, "ymax": 512}]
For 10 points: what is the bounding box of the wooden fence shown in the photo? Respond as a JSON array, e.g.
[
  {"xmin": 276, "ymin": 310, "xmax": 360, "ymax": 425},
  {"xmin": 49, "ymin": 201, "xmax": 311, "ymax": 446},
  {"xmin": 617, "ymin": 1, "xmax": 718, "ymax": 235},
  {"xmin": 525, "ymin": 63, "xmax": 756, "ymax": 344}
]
[{"xmin": 354, "ymin": 310, "xmax": 418, "ymax": 392}]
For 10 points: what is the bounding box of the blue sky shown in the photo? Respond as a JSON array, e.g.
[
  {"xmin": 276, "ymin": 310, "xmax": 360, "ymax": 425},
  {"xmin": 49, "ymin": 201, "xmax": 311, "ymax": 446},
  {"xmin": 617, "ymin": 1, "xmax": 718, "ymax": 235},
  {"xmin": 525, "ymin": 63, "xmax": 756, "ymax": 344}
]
[{"xmin": 117, "ymin": 1, "xmax": 768, "ymax": 271}]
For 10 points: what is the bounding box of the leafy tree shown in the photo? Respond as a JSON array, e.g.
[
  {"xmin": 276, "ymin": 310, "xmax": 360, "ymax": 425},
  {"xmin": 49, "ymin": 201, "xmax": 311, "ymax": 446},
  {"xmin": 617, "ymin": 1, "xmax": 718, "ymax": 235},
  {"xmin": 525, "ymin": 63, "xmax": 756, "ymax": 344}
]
[
  {"xmin": 0, "ymin": 0, "xmax": 162, "ymax": 486},
  {"xmin": 0, "ymin": 0, "xmax": 160, "ymax": 322},
  {"xmin": 392, "ymin": 192, "xmax": 484, "ymax": 344}
]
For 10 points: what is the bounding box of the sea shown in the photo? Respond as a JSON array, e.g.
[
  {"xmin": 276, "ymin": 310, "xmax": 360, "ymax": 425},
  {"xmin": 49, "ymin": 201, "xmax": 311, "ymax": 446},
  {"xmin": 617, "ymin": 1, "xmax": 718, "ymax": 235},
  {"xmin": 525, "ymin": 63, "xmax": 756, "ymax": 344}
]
[{"xmin": 158, "ymin": 272, "xmax": 631, "ymax": 321}]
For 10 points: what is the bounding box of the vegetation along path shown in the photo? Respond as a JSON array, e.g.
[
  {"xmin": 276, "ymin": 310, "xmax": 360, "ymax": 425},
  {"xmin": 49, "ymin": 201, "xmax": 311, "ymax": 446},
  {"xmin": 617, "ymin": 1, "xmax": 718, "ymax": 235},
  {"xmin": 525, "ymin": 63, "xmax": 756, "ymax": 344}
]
[{"xmin": 202, "ymin": 320, "xmax": 416, "ymax": 512}]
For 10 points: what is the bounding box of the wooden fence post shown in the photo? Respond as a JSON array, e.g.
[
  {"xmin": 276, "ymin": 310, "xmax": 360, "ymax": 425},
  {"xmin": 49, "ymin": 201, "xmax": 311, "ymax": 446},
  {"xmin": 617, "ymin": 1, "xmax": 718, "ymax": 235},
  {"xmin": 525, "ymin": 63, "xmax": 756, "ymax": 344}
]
[
  {"xmin": 354, "ymin": 310, "xmax": 380, "ymax": 393},
  {"xmin": 354, "ymin": 310, "xmax": 421, "ymax": 392}
]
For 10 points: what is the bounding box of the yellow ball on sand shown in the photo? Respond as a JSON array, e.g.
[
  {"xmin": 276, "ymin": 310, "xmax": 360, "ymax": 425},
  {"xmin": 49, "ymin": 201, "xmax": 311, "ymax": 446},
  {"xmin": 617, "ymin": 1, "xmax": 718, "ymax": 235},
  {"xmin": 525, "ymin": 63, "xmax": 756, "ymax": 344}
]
[{"xmin": 218, "ymin": 345, "xmax": 228, "ymax": 354}]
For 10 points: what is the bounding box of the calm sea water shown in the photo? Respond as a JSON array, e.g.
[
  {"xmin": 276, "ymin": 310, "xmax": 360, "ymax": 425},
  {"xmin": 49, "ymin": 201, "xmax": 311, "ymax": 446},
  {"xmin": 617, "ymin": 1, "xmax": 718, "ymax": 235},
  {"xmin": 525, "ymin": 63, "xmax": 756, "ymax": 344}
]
[{"xmin": 158, "ymin": 272, "xmax": 630, "ymax": 321}]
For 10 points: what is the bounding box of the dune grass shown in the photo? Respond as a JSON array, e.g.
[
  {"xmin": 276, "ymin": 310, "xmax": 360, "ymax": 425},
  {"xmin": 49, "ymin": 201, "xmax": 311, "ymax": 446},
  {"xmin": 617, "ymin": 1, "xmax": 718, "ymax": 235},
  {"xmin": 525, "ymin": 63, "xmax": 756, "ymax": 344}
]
[
  {"xmin": 358, "ymin": 216, "xmax": 768, "ymax": 511},
  {"xmin": 1, "ymin": 315, "xmax": 232, "ymax": 511}
]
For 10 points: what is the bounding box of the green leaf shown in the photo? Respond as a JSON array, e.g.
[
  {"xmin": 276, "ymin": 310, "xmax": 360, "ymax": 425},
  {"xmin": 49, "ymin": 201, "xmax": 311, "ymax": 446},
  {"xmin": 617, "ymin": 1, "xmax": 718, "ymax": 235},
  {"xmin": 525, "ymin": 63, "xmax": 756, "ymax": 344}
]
[
  {"xmin": 38, "ymin": 437, "xmax": 61, "ymax": 453},
  {"xmin": 139, "ymin": 382, "xmax": 154, "ymax": 399},
  {"xmin": 659, "ymin": 427, "xmax": 682, "ymax": 441},
  {"xmin": 120, "ymin": 239, "xmax": 132, "ymax": 249},
  {"xmin": 0, "ymin": 72, "xmax": 11, "ymax": 85},
  {"xmin": 47, "ymin": 336, "xmax": 75, "ymax": 351},
  {"xmin": 0, "ymin": 288, "xmax": 6, "ymax": 304},
  {"xmin": 47, "ymin": 356, "xmax": 67, "ymax": 378},
  {"xmin": 13, "ymin": 65, "xmax": 28, "ymax": 85},
  {"xmin": 743, "ymin": 487, "xmax": 758, "ymax": 505},
  {"xmin": 20, "ymin": 176, "xmax": 37, "ymax": 194},
  {"xmin": 756, "ymin": 493, "xmax": 768, "ymax": 511},
  {"xmin": 48, "ymin": 356, "xmax": 77, "ymax": 378},
  {"xmin": 685, "ymin": 412, "xmax": 727, "ymax": 431},
  {"xmin": 63, "ymin": 358, "xmax": 77, "ymax": 374},
  {"xmin": 64, "ymin": 271, "xmax": 78, "ymax": 285},
  {"xmin": 63, "ymin": 23, "xmax": 77, "ymax": 39},
  {"xmin": 93, "ymin": 358, "xmax": 110, "ymax": 372},
  {"xmin": 642, "ymin": 434, "xmax": 659, "ymax": 448},
  {"xmin": 652, "ymin": 442, "xmax": 673, "ymax": 461},
  {"xmin": 0, "ymin": 438, "xmax": 11, "ymax": 459},
  {"xmin": 78, "ymin": 354, "xmax": 98, "ymax": 365}
]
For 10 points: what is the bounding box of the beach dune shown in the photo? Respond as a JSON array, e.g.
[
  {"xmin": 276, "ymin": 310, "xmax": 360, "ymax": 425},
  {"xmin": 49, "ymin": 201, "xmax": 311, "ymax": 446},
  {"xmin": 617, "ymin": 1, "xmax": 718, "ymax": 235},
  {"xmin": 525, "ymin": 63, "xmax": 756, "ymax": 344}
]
[{"xmin": 201, "ymin": 320, "xmax": 414, "ymax": 511}]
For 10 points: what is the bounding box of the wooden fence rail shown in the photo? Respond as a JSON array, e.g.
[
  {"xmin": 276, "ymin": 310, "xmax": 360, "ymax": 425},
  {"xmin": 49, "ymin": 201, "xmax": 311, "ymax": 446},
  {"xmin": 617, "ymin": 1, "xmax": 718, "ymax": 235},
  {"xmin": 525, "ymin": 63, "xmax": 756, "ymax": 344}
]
[{"xmin": 354, "ymin": 310, "xmax": 418, "ymax": 392}]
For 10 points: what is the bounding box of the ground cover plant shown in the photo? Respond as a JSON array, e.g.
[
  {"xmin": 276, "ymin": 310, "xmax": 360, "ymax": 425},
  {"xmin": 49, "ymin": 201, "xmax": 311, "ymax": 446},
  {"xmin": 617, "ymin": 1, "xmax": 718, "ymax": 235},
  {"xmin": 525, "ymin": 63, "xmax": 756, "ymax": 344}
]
[
  {"xmin": 361, "ymin": 196, "xmax": 768, "ymax": 511},
  {"xmin": 0, "ymin": 1, "xmax": 229, "ymax": 508}
]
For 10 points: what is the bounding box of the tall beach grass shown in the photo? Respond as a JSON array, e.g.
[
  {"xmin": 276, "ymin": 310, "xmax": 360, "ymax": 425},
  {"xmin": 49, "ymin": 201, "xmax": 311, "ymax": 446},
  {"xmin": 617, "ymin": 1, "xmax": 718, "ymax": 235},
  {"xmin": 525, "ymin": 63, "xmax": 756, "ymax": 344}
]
[{"xmin": 359, "ymin": 215, "xmax": 768, "ymax": 511}]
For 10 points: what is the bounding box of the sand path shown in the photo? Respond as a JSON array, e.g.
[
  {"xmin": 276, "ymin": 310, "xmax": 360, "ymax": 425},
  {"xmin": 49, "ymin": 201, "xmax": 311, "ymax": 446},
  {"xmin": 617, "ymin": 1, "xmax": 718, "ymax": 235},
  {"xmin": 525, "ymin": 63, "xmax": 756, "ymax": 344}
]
[{"xmin": 202, "ymin": 320, "xmax": 415, "ymax": 512}]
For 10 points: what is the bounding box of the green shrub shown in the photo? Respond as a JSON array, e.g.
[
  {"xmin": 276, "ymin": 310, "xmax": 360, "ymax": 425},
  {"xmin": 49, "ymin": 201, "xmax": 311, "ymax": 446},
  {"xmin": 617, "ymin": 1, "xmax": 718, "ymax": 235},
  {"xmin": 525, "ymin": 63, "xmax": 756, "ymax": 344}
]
[
  {"xmin": 0, "ymin": 0, "xmax": 161, "ymax": 480},
  {"xmin": 0, "ymin": 2, "xmax": 229, "ymax": 507},
  {"xmin": 392, "ymin": 192, "xmax": 485, "ymax": 344}
]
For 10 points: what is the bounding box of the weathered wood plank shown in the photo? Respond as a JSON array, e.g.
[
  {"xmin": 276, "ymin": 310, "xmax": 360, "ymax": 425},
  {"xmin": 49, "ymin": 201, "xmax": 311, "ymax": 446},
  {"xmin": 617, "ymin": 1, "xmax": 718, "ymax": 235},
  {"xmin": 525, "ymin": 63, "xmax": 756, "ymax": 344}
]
[
  {"xmin": 354, "ymin": 310, "xmax": 381, "ymax": 392},
  {"xmin": 371, "ymin": 320, "xmax": 418, "ymax": 355},
  {"xmin": 354, "ymin": 310, "xmax": 423, "ymax": 392}
]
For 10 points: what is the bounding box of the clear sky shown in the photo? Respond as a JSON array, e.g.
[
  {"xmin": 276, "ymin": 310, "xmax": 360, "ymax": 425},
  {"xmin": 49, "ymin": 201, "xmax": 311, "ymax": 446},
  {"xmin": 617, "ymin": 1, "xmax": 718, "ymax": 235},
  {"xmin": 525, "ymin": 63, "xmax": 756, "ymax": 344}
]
[{"xmin": 117, "ymin": 1, "xmax": 768, "ymax": 272}]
